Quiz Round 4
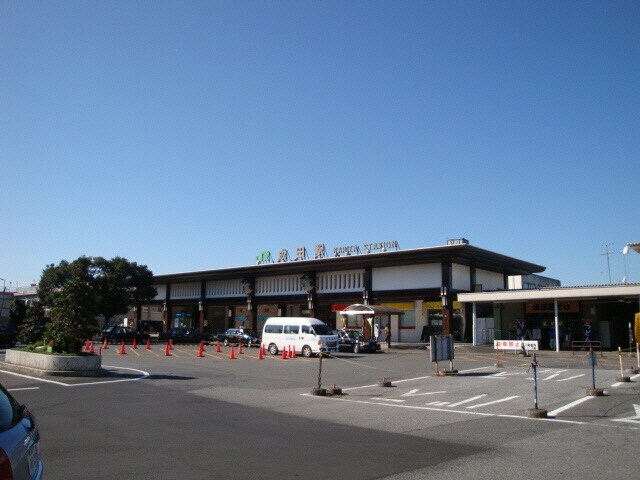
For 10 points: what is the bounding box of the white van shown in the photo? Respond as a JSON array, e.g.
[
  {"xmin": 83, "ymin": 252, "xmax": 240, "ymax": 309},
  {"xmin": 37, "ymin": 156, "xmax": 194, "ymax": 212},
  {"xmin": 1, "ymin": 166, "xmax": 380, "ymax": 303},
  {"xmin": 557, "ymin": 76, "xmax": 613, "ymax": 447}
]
[{"xmin": 262, "ymin": 317, "xmax": 339, "ymax": 357}]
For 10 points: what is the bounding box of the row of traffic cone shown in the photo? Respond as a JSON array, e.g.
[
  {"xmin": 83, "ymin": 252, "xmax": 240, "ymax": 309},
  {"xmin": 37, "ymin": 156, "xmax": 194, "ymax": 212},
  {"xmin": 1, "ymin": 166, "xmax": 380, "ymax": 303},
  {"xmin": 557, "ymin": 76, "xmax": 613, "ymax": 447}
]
[
  {"xmin": 281, "ymin": 345, "xmax": 297, "ymax": 360},
  {"xmin": 98, "ymin": 337, "xmax": 272, "ymax": 360}
]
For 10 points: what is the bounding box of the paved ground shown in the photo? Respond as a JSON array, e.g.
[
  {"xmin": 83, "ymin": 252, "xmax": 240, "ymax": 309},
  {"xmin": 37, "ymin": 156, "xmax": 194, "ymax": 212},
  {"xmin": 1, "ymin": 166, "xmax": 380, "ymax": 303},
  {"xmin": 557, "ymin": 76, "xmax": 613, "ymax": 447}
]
[{"xmin": 1, "ymin": 344, "xmax": 638, "ymax": 479}]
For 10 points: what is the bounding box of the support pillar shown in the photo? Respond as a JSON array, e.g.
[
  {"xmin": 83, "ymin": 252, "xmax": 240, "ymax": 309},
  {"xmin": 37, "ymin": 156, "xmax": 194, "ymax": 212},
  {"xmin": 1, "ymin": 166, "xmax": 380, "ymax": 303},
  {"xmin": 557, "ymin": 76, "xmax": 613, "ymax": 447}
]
[
  {"xmin": 472, "ymin": 302, "xmax": 477, "ymax": 346},
  {"xmin": 554, "ymin": 298, "xmax": 560, "ymax": 352}
]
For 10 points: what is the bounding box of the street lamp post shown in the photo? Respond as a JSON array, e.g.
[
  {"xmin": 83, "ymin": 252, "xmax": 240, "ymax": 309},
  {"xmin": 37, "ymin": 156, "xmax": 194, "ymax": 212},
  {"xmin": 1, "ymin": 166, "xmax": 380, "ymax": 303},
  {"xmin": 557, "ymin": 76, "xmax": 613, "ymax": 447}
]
[{"xmin": 0, "ymin": 278, "xmax": 6, "ymax": 321}]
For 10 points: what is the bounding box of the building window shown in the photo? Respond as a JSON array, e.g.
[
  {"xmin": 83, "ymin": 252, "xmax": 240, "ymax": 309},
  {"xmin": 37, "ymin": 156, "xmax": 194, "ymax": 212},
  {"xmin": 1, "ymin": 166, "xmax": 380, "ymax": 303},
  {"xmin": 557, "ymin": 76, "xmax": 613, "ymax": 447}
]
[{"xmin": 400, "ymin": 310, "xmax": 416, "ymax": 329}]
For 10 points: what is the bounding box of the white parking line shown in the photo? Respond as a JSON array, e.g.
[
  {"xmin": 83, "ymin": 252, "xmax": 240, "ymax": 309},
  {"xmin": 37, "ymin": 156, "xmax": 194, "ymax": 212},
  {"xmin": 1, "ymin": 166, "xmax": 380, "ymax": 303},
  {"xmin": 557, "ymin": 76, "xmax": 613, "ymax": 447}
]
[
  {"xmin": 547, "ymin": 396, "xmax": 593, "ymax": 417},
  {"xmin": 448, "ymin": 395, "xmax": 487, "ymax": 407},
  {"xmin": 0, "ymin": 366, "xmax": 149, "ymax": 387},
  {"xmin": 401, "ymin": 389, "xmax": 447, "ymax": 397},
  {"xmin": 342, "ymin": 375, "xmax": 431, "ymax": 392},
  {"xmin": 7, "ymin": 387, "xmax": 40, "ymax": 392},
  {"xmin": 369, "ymin": 398, "xmax": 405, "ymax": 403},
  {"xmin": 466, "ymin": 396, "xmax": 519, "ymax": 409},
  {"xmin": 557, "ymin": 374, "xmax": 585, "ymax": 382},
  {"xmin": 301, "ymin": 393, "xmax": 590, "ymax": 425}
]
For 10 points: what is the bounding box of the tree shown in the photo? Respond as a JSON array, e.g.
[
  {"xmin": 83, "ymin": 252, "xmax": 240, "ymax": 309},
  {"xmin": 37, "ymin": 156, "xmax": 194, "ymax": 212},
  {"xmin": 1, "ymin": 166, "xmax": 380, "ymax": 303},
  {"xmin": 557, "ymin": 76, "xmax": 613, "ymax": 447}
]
[
  {"xmin": 9, "ymin": 298, "xmax": 28, "ymax": 333},
  {"xmin": 17, "ymin": 301, "xmax": 48, "ymax": 344},
  {"xmin": 93, "ymin": 257, "xmax": 156, "ymax": 326},
  {"xmin": 34, "ymin": 256, "xmax": 156, "ymax": 353},
  {"xmin": 45, "ymin": 278, "xmax": 98, "ymax": 353}
]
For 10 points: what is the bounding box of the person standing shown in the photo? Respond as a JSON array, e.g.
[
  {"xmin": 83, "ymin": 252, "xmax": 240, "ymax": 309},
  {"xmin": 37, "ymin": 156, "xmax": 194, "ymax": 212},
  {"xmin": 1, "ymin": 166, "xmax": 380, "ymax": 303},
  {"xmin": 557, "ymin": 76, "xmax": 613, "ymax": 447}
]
[{"xmin": 384, "ymin": 325, "xmax": 391, "ymax": 349}]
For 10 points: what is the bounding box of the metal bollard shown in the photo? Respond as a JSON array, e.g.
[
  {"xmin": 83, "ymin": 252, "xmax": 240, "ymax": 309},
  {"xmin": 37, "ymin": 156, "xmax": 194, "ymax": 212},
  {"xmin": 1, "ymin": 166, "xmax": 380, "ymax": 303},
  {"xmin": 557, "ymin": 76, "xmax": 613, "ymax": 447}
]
[
  {"xmin": 526, "ymin": 353, "xmax": 547, "ymax": 418},
  {"xmin": 310, "ymin": 352, "xmax": 327, "ymax": 396},
  {"xmin": 586, "ymin": 347, "xmax": 603, "ymax": 396}
]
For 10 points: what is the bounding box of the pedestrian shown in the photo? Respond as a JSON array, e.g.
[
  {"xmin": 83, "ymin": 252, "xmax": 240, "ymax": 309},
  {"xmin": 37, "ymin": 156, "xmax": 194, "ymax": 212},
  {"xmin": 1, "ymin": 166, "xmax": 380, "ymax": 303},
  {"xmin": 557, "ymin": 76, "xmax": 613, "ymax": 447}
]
[{"xmin": 384, "ymin": 325, "xmax": 391, "ymax": 348}]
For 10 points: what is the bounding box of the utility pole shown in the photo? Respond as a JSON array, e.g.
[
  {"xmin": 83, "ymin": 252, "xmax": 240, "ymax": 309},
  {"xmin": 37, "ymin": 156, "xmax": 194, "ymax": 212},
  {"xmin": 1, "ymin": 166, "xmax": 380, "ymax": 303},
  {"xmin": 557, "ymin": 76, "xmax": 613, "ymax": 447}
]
[
  {"xmin": 0, "ymin": 278, "xmax": 5, "ymax": 320},
  {"xmin": 601, "ymin": 243, "xmax": 613, "ymax": 284}
]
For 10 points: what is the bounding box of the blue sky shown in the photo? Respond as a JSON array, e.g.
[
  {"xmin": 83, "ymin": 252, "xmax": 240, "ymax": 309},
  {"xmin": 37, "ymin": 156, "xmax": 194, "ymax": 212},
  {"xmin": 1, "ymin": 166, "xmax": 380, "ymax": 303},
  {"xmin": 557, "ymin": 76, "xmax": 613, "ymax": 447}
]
[{"xmin": 2, "ymin": 1, "xmax": 639, "ymax": 289}]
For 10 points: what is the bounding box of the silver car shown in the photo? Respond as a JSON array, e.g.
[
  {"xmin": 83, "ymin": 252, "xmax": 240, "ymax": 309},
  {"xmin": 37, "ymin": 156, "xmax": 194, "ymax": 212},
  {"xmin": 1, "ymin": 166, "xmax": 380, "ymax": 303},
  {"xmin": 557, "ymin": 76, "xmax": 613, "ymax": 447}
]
[{"xmin": 0, "ymin": 384, "xmax": 42, "ymax": 479}]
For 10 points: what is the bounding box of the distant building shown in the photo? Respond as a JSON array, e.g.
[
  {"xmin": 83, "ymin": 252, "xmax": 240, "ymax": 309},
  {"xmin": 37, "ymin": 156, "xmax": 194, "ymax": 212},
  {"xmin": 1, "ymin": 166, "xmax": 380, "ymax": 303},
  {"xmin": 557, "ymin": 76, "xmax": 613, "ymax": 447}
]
[
  {"xmin": 508, "ymin": 274, "xmax": 561, "ymax": 290},
  {"xmin": 13, "ymin": 283, "xmax": 39, "ymax": 306}
]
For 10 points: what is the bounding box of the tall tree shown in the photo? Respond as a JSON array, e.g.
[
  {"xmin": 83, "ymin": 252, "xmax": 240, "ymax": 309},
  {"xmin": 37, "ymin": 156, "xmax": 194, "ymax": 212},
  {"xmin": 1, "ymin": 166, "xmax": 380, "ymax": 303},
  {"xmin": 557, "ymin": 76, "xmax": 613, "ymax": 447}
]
[
  {"xmin": 45, "ymin": 278, "xmax": 98, "ymax": 353},
  {"xmin": 35, "ymin": 256, "xmax": 156, "ymax": 352},
  {"xmin": 17, "ymin": 301, "xmax": 48, "ymax": 345},
  {"xmin": 93, "ymin": 257, "xmax": 156, "ymax": 326},
  {"xmin": 9, "ymin": 298, "xmax": 28, "ymax": 333}
]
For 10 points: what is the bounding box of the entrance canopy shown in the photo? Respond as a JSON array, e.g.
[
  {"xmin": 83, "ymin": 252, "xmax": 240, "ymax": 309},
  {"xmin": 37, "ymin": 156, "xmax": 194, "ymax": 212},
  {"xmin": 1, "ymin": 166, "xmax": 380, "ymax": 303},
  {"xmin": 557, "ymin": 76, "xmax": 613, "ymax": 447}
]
[{"xmin": 338, "ymin": 304, "xmax": 405, "ymax": 316}]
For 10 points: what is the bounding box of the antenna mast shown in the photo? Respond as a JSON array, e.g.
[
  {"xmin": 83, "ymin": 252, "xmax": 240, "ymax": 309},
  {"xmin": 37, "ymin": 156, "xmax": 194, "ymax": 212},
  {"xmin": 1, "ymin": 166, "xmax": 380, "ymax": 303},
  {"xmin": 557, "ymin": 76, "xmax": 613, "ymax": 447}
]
[{"xmin": 601, "ymin": 243, "xmax": 613, "ymax": 284}]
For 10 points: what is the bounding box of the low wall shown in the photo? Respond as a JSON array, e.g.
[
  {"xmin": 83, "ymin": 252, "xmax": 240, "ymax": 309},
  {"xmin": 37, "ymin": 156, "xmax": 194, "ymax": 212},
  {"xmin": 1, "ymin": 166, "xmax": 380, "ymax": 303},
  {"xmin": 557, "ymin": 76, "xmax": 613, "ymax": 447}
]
[{"xmin": 3, "ymin": 349, "xmax": 105, "ymax": 377}]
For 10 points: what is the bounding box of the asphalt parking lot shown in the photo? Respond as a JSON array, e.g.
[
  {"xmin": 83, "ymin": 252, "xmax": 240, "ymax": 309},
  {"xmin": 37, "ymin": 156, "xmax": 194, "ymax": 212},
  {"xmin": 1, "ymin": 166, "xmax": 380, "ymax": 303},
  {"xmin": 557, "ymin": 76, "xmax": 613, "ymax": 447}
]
[{"xmin": 1, "ymin": 344, "xmax": 639, "ymax": 479}]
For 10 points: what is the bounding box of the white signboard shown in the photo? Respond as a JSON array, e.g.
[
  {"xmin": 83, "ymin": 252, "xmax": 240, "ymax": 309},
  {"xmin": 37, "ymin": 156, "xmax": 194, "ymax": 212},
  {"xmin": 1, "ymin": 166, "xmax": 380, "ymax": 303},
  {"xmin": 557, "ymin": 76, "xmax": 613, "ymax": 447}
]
[{"xmin": 493, "ymin": 340, "xmax": 539, "ymax": 351}]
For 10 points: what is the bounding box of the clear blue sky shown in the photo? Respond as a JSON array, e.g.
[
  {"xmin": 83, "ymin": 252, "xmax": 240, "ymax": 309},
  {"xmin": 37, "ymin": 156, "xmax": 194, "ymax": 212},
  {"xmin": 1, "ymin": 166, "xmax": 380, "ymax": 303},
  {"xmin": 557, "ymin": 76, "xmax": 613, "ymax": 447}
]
[{"xmin": 2, "ymin": 1, "xmax": 639, "ymax": 289}]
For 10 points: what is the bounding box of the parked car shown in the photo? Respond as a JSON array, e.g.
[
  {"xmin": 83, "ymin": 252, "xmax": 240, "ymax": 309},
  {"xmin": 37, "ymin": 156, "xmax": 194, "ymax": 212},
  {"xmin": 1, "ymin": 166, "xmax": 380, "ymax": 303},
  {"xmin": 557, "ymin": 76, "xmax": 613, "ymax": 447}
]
[
  {"xmin": 0, "ymin": 383, "xmax": 43, "ymax": 479},
  {"xmin": 216, "ymin": 328, "xmax": 261, "ymax": 347},
  {"xmin": 337, "ymin": 330, "xmax": 381, "ymax": 353},
  {"xmin": 0, "ymin": 327, "xmax": 16, "ymax": 348},
  {"xmin": 100, "ymin": 326, "xmax": 149, "ymax": 345},
  {"xmin": 158, "ymin": 328, "xmax": 203, "ymax": 344}
]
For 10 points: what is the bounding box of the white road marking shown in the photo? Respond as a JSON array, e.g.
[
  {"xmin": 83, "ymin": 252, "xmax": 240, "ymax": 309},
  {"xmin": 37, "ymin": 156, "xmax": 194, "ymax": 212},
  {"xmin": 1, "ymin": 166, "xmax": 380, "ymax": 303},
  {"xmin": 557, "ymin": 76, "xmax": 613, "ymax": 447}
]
[
  {"xmin": 547, "ymin": 396, "xmax": 593, "ymax": 417},
  {"xmin": 557, "ymin": 374, "xmax": 585, "ymax": 382},
  {"xmin": 369, "ymin": 398, "xmax": 405, "ymax": 403},
  {"xmin": 466, "ymin": 396, "xmax": 519, "ymax": 409},
  {"xmin": 425, "ymin": 401, "xmax": 450, "ymax": 406},
  {"xmin": 611, "ymin": 404, "xmax": 640, "ymax": 424},
  {"xmin": 401, "ymin": 389, "xmax": 447, "ymax": 397},
  {"xmin": 447, "ymin": 395, "xmax": 487, "ymax": 407},
  {"xmin": 7, "ymin": 387, "xmax": 40, "ymax": 392},
  {"xmin": 486, "ymin": 371, "xmax": 525, "ymax": 379},
  {"xmin": 0, "ymin": 366, "xmax": 149, "ymax": 387},
  {"xmin": 342, "ymin": 375, "xmax": 431, "ymax": 392},
  {"xmin": 542, "ymin": 370, "xmax": 567, "ymax": 380},
  {"xmin": 301, "ymin": 393, "xmax": 590, "ymax": 425}
]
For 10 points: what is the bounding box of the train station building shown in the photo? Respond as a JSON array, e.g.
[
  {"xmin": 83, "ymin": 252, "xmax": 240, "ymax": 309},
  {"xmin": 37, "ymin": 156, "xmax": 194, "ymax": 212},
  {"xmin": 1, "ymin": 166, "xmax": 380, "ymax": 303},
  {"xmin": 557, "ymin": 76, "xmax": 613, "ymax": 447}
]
[{"xmin": 139, "ymin": 239, "xmax": 547, "ymax": 344}]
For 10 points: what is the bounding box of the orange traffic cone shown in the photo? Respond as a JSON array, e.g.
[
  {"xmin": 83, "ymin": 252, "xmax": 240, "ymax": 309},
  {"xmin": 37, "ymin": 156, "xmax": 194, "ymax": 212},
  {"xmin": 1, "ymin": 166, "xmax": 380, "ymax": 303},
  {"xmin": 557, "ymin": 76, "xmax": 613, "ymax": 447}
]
[
  {"xmin": 84, "ymin": 340, "xmax": 90, "ymax": 351},
  {"xmin": 291, "ymin": 346, "xmax": 297, "ymax": 359},
  {"xmin": 132, "ymin": 338, "xmax": 138, "ymax": 350},
  {"xmin": 102, "ymin": 338, "xmax": 109, "ymax": 349},
  {"xmin": 215, "ymin": 341, "xmax": 221, "ymax": 353},
  {"xmin": 229, "ymin": 346, "xmax": 236, "ymax": 359},
  {"xmin": 288, "ymin": 345, "xmax": 294, "ymax": 358},
  {"xmin": 164, "ymin": 341, "xmax": 171, "ymax": 356},
  {"xmin": 282, "ymin": 347, "xmax": 288, "ymax": 360},
  {"xmin": 258, "ymin": 346, "xmax": 264, "ymax": 360},
  {"xmin": 238, "ymin": 343, "xmax": 244, "ymax": 354},
  {"xmin": 197, "ymin": 341, "xmax": 204, "ymax": 358},
  {"xmin": 146, "ymin": 337, "xmax": 151, "ymax": 350},
  {"xmin": 89, "ymin": 342, "xmax": 95, "ymax": 354},
  {"xmin": 118, "ymin": 341, "xmax": 126, "ymax": 355}
]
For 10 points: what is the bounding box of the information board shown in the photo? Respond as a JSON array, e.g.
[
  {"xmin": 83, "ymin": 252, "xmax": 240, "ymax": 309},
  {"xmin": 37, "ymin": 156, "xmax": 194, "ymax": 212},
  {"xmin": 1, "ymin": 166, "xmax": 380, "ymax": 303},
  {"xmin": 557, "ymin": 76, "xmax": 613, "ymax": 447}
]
[{"xmin": 430, "ymin": 335, "xmax": 454, "ymax": 362}]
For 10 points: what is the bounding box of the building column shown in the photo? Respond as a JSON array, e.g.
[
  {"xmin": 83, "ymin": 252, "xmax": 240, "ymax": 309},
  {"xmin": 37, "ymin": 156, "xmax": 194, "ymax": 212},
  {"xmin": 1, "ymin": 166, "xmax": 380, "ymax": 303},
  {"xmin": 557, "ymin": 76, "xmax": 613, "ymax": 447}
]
[
  {"xmin": 226, "ymin": 306, "xmax": 234, "ymax": 330},
  {"xmin": 441, "ymin": 263, "xmax": 452, "ymax": 335},
  {"xmin": 554, "ymin": 298, "xmax": 560, "ymax": 352},
  {"xmin": 472, "ymin": 302, "xmax": 477, "ymax": 346},
  {"xmin": 199, "ymin": 281, "xmax": 206, "ymax": 333},
  {"xmin": 164, "ymin": 283, "xmax": 171, "ymax": 332}
]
